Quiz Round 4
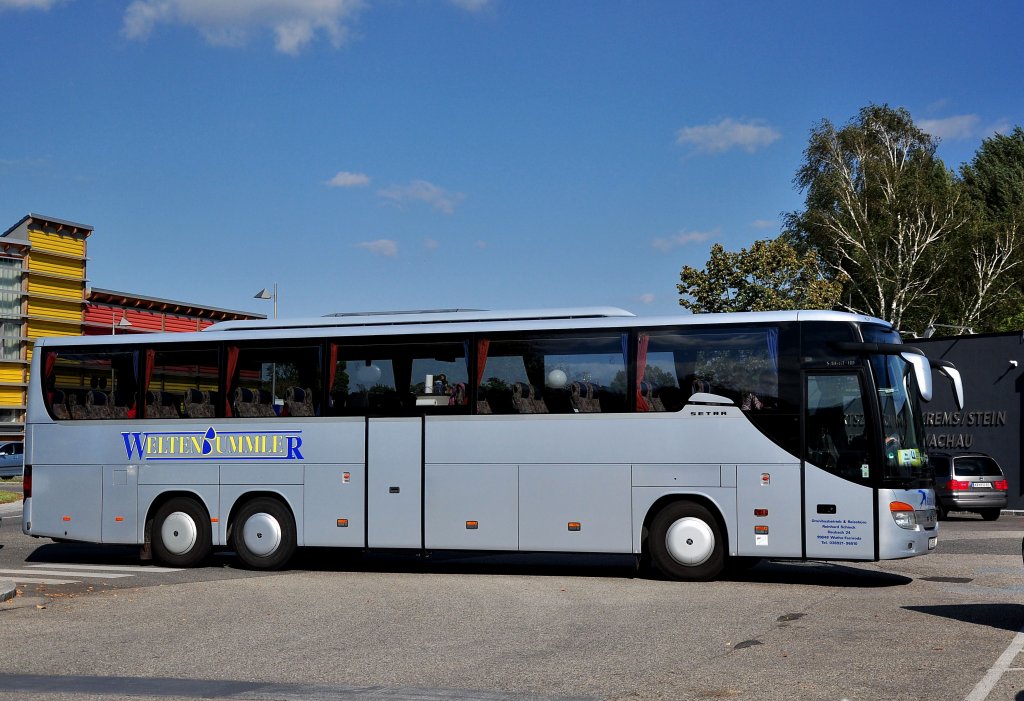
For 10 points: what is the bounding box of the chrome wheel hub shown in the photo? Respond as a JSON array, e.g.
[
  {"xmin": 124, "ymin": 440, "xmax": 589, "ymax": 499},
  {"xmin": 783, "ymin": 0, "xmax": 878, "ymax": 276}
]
[
  {"xmin": 242, "ymin": 512, "xmax": 282, "ymax": 557},
  {"xmin": 665, "ymin": 517, "xmax": 715, "ymax": 566},
  {"xmin": 161, "ymin": 511, "xmax": 198, "ymax": 555}
]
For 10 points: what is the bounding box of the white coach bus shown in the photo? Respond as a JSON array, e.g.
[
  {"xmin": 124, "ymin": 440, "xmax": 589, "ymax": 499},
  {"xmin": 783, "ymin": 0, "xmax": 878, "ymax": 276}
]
[{"xmin": 21, "ymin": 307, "xmax": 963, "ymax": 580}]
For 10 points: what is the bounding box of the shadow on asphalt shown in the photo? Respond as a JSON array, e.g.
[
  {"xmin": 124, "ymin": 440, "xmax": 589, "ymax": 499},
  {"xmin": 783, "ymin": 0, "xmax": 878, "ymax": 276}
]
[
  {"xmin": 26, "ymin": 542, "xmax": 146, "ymax": 566},
  {"xmin": 289, "ymin": 548, "xmax": 913, "ymax": 588},
  {"xmin": 23, "ymin": 541, "xmax": 913, "ymax": 587},
  {"xmin": 904, "ymin": 603, "xmax": 1024, "ymax": 634}
]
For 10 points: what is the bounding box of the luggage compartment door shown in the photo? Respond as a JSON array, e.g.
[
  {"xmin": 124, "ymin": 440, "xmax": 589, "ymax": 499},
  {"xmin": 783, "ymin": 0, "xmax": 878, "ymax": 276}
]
[{"xmin": 367, "ymin": 417, "xmax": 423, "ymax": 549}]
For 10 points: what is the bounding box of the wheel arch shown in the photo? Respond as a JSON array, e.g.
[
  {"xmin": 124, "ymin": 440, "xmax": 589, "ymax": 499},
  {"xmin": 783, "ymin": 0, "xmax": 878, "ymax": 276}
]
[
  {"xmin": 641, "ymin": 492, "xmax": 732, "ymax": 558},
  {"xmin": 143, "ymin": 489, "xmax": 213, "ymax": 545},
  {"xmin": 226, "ymin": 490, "xmax": 298, "ymax": 543}
]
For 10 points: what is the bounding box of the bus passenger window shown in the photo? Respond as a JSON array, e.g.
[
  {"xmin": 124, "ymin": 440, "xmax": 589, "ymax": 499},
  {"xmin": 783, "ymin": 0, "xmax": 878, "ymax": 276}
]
[
  {"xmin": 227, "ymin": 345, "xmax": 321, "ymax": 418},
  {"xmin": 329, "ymin": 341, "xmax": 469, "ymax": 415},
  {"xmin": 147, "ymin": 347, "xmax": 219, "ymax": 419},
  {"xmin": 479, "ymin": 334, "xmax": 626, "ymax": 414},
  {"xmin": 44, "ymin": 349, "xmax": 139, "ymax": 421}
]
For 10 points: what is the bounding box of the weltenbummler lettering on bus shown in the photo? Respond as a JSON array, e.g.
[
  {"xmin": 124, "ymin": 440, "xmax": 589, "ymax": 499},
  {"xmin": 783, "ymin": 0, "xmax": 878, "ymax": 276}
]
[{"xmin": 21, "ymin": 307, "xmax": 963, "ymax": 581}]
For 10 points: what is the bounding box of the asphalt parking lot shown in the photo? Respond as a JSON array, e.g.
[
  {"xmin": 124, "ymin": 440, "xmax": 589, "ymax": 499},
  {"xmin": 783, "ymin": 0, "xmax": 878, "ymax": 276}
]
[{"xmin": 1, "ymin": 483, "xmax": 1022, "ymax": 701}]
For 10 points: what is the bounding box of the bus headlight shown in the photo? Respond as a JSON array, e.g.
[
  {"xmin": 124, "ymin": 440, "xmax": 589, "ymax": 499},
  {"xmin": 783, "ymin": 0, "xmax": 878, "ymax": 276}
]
[{"xmin": 889, "ymin": 501, "xmax": 918, "ymax": 530}]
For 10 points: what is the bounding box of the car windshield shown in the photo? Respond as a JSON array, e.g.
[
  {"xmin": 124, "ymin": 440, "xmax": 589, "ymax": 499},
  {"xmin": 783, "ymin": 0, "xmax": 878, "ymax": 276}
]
[{"xmin": 862, "ymin": 326, "xmax": 928, "ymax": 483}]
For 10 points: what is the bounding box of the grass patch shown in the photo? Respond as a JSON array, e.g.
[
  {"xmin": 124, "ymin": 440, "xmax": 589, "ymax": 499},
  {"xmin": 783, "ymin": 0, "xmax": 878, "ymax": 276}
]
[{"xmin": 0, "ymin": 488, "xmax": 21, "ymax": 505}]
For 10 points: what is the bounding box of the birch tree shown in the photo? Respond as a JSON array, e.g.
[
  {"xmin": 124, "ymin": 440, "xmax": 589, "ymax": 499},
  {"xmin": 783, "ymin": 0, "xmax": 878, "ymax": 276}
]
[
  {"xmin": 786, "ymin": 104, "xmax": 965, "ymax": 331},
  {"xmin": 950, "ymin": 127, "xmax": 1024, "ymax": 330}
]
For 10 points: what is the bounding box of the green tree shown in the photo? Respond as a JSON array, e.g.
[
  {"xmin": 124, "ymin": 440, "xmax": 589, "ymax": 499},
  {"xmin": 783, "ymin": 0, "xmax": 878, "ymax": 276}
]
[
  {"xmin": 677, "ymin": 237, "xmax": 841, "ymax": 313},
  {"xmin": 949, "ymin": 127, "xmax": 1024, "ymax": 331},
  {"xmin": 785, "ymin": 104, "xmax": 965, "ymax": 331}
]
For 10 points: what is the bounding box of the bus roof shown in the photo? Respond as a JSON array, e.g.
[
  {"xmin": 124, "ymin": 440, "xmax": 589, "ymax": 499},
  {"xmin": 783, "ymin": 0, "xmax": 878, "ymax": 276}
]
[
  {"xmin": 31, "ymin": 308, "xmax": 893, "ymax": 348},
  {"xmin": 203, "ymin": 307, "xmax": 638, "ymax": 332}
]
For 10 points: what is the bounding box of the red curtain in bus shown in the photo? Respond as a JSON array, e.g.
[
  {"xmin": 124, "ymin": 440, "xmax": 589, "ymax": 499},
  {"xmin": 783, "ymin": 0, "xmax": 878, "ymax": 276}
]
[
  {"xmin": 327, "ymin": 344, "xmax": 339, "ymax": 408},
  {"xmin": 224, "ymin": 346, "xmax": 239, "ymax": 417},
  {"xmin": 636, "ymin": 333, "xmax": 649, "ymax": 411},
  {"xmin": 476, "ymin": 339, "xmax": 489, "ymax": 386}
]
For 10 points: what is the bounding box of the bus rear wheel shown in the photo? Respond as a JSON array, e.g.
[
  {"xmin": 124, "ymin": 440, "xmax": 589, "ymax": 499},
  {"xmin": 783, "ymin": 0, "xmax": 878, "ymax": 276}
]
[
  {"xmin": 152, "ymin": 497, "xmax": 212, "ymax": 568},
  {"xmin": 232, "ymin": 497, "xmax": 296, "ymax": 570},
  {"xmin": 648, "ymin": 501, "xmax": 724, "ymax": 581}
]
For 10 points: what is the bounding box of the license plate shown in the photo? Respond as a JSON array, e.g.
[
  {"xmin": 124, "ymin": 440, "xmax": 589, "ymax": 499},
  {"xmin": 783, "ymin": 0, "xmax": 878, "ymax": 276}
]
[
  {"xmin": 972, "ymin": 482, "xmax": 992, "ymax": 488},
  {"xmin": 928, "ymin": 536, "xmax": 938, "ymax": 550}
]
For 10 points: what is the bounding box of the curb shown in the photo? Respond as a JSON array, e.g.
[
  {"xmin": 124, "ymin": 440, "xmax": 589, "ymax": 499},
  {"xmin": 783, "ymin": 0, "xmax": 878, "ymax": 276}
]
[{"xmin": 0, "ymin": 579, "xmax": 15, "ymax": 603}]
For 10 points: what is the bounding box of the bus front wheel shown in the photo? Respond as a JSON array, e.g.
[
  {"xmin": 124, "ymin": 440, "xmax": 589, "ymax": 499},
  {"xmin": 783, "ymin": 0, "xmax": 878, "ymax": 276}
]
[
  {"xmin": 152, "ymin": 497, "xmax": 212, "ymax": 568},
  {"xmin": 232, "ymin": 497, "xmax": 296, "ymax": 570},
  {"xmin": 648, "ymin": 501, "xmax": 725, "ymax": 581}
]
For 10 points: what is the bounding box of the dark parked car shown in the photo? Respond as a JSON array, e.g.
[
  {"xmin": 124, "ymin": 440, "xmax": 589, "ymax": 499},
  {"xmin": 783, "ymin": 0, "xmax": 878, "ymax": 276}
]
[
  {"xmin": 929, "ymin": 451, "xmax": 1008, "ymax": 521},
  {"xmin": 0, "ymin": 441, "xmax": 23, "ymax": 480}
]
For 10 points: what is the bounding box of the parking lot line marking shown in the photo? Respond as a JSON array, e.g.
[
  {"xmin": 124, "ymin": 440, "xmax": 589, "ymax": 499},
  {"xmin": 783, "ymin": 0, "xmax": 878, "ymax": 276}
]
[
  {"xmin": 7, "ymin": 577, "xmax": 78, "ymax": 585},
  {"xmin": 0, "ymin": 568, "xmax": 131, "ymax": 579},
  {"xmin": 25, "ymin": 563, "xmax": 183, "ymax": 573},
  {"xmin": 964, "ymin": 624, "xmax": 1024, "ymax": 701}
]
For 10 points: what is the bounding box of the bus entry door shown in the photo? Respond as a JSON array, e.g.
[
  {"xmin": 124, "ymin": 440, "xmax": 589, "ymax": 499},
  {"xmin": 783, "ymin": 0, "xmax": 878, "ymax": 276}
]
[
  {"xmin": 802, "ymin": 372, "xmax": 875, "ymax": 559},
  {"xmin": 367, "ymin": 417, "xmax": 423, "ymax": 549}
]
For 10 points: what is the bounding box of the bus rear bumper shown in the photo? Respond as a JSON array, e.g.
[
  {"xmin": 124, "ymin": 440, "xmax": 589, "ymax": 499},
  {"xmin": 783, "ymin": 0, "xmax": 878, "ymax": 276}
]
[{"xmin": 21, "ymin": 496, "xmax": 31, "ymax": 536}]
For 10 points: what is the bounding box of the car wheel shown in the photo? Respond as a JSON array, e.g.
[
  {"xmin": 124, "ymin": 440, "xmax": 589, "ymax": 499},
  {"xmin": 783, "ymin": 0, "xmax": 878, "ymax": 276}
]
[
  {"xmin": 937, "ymin": 503, "xmax": 948, "ymax": 521},
  {"xmin": 232, "ymin": 497, "xmax": 296, "ymax": 570},
  {"xmin": 980, "ymin": 508, "xmax": 1001, "ymax": 522},
  {"xmin": 151, "ymin": 497, "xmax": 212, "ymax": 568},
  {"xmin": 648, "ymin": 501, "xmax": 725, "ymax": 581}
]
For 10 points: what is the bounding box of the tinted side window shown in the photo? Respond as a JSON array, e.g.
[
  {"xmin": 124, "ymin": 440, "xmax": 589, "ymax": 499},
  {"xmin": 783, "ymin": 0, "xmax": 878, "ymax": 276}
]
[
  {"xmin": 640, "ymin": 327, "xmax": 789, "ymax": 413},
  {"xmin": 226, "ymin": 344, "xmax": 322, "ymax": 418},
  {"xmin": 478, "ymin": 333, "xmax": 626, "ymax": 414},
  {"xmin": 44, "ymin": 349, "xmax": 139, "ymax": 420},
  {"xmin": 329, "ymin": 340, "xmax": 469, "ymax": 416},
  {"xmin": 146, "ymin": 347, "xmax": 219, "ymax": 419}
]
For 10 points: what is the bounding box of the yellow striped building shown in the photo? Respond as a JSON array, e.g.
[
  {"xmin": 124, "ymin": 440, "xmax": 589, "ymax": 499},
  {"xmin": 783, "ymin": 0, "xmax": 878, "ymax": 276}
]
[{"xmin": 0, "ymin": 214, "xmax": 91, "ymax": 442}]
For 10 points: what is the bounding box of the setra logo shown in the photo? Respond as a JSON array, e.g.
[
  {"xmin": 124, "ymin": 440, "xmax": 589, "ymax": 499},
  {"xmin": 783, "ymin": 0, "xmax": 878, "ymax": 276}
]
[{"xmin": 121, "ymin": 426, "xmax": 303, "ymax": 461}]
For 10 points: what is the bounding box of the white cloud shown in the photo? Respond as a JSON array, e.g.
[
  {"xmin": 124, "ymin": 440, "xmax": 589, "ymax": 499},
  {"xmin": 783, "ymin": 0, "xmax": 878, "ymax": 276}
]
[
  {"xmin": 751, "ymin": 219, "xmax": 777, "ymax": 230},
  {"xmin": 989, "ymin": 120, "xmax": 1013, "ymax": 136},
  {"xmin": 652, "ymin": 229, "xmax": 716, "ymax": 253},
  {"xmin": 918, "ymin": 114, "xmax": 980, "ymax": 141},
  {"xmin": 122, "ymin": 0, "xmax": 367, "ymax": 55},
  {"xmin": 474, "ymin": 240, "xmax": 487, "ymax": 249},
  {"xmin": 423, "ymin": 237, "xmax": 439, "ymax": 250},
  {"xmin": 327, "ymin": 171, "xmax": 370, "ymax": 188},
  {"xmin": 637, "ymin": 293, "xmax": 656, "ymax": 305},
  {"xmin": 448, "ymin": 0, "xmax": 491, "ymax": 11},
  {"xmin": 675, "ymin": 118, "xmax": 781, "ymax": 154},
  {"xmin": 356, "ymin": 239, "xmax": 398, "ymax": 257},
  {"xmin": 378, "ymin": 179, "xmax": 465, "ymax": 214},
  {"xmin": 0, "ymin": 0, "xmax": 62, "ymax": 9}
]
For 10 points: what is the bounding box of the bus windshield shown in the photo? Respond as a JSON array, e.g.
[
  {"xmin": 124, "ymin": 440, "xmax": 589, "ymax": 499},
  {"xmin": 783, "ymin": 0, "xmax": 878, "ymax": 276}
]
[{"xmin": 862, "ymin": 327, "xmax": 928, "ymax": 482}]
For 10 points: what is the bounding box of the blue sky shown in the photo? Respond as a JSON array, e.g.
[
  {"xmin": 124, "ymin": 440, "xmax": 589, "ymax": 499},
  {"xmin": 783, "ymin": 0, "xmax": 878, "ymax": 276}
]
[{"xmin": 1, "ymin": 1, "xmax": 1021, "ymax": 319}]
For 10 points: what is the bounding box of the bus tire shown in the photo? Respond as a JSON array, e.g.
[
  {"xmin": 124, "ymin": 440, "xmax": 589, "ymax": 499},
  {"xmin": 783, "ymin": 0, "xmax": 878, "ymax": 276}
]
[
  {"xmin": 648, "ymin": 501, "xmax": 724, "ymax": 581},
  {"xmin": 232, "ymin": 497, "xmax": 296, "ymax": 570},
  {"xmin": 152, "ymin": 497, "xmax": 212, "ymax": 568}
]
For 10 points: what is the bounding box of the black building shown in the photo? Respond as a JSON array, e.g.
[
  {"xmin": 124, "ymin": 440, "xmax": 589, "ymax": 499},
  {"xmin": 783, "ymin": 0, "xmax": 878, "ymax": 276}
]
[{"xmin": 917, "ymin": 331, "xmax": 1024, "ymax": 511}]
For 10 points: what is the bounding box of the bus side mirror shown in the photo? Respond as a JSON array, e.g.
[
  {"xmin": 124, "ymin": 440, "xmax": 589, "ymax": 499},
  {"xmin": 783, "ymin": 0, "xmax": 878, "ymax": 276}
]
[
  {"xmin": 901, "ymin": 352, "xmax": 932, "ymax": 402},
  {"xmin": 933, "ymin": 362, "xmax": 965, "ymax": 412}
]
